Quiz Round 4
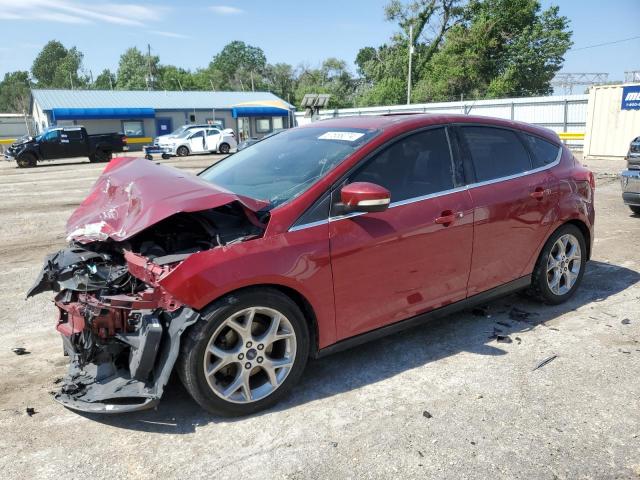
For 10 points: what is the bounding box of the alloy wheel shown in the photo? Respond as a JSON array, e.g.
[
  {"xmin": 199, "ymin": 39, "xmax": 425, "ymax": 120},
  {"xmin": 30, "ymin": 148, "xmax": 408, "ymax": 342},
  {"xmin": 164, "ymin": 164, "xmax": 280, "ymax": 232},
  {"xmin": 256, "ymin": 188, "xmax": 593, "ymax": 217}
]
[
  {"xmin": 546, "ymin": 233, "xmax": 582, "ymax": 295},
  {"xmin": 203, "ymin": 307, "xmax": 297, "ymax": 404}
]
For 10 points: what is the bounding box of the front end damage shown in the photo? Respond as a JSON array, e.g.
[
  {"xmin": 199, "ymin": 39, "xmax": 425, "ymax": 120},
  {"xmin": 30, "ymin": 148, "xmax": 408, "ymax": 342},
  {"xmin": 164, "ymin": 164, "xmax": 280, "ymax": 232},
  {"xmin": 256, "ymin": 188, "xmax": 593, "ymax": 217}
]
[{"xmin": 28, "ymin": 158, "xmax": 267, "ymax": 413}]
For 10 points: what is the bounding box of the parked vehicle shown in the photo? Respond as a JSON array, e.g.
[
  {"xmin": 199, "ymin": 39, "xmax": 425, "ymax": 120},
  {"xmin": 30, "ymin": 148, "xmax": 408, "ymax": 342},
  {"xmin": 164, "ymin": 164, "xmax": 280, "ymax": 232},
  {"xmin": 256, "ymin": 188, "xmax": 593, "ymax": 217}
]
[
  {"xmin": 157, "ymin": 127, "xmax": 237, "ymax": 156},
  {"xmin": 621, "ymin": 135, "xmax": 640, "ymax": 215},
  {"xmin": 4, "ymin": 126, "xmax": 128, "ymax": 168},
  {"xmin": 154, "ymin": 123, "xmax": 224, "ymax": 146},
  {"xmin": 29, "ymin": 114, "xmax": 595, "ymax": 415},
  {"xmin": 237, "ymin": 130, "xmax": 283, "ymax": 151}
]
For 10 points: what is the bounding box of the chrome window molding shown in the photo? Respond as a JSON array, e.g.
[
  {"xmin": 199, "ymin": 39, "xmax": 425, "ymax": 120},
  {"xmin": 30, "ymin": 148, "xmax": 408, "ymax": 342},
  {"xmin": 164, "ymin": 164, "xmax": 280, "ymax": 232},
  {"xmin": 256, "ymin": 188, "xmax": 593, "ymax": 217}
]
[{"xmin": 287, "ymin": 139, "xmax": 562, "ymax": 232}]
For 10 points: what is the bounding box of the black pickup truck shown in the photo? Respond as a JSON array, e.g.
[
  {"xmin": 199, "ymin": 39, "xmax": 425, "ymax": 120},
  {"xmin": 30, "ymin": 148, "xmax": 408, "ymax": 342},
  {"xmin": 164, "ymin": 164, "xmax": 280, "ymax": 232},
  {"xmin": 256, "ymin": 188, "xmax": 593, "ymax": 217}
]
[{"xmin": 4, "ymin": 126, "xmax": 128, "ymax": 168}]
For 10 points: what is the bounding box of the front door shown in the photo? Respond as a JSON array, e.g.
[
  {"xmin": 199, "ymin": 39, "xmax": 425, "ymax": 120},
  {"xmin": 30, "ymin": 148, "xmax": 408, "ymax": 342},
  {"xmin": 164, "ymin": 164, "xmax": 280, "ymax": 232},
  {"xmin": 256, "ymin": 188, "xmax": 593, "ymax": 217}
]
[
  {"xmin": 39, "ymin": 129, "xmax": 64, "ymax": 159},
  {"xmin": 156, "ymin": 117, "xmax": 172, "ymax": 136},
  {"xmin": 188, "ymin": 130, "xmax": 206, "ymax": 154},
  {"xmin": 329, "ymin": 127, "xmax": 474, "ymax": 339},
  {"xmin": 457, "ymin": 126, "xmax": 557, "ymax": 295}
]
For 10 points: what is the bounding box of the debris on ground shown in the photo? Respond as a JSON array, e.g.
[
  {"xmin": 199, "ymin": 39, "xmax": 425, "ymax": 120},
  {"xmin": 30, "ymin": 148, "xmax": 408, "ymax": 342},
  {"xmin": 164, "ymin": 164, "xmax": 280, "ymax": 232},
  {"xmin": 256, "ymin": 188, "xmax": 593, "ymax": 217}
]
[
  {"xmin": 496, "ymin": 335, "xmax": 512, "ymax": 343},
  {"xmin": 53, "ymin": 377, "xmax": 62, "ymax": 384},
  {"xmin": 515, "ymin": 337, "xmax": 522, "ymax": 344},
  {"xmin": 622, "ymin": 318, "xmax": 631, "ymax": 325},
  {"xmin": 330, "ymin": 442, "xmax": 338, "ymax": 448},
  {"xmin": 422, "ymin": 410, "xmax": 433, "ymax": 419},
  {"xmin": 533, "ymin": 355, "xmax": 558, "ymax": 371},
  {"xmin": 26, "ymin": 407, "xmax": 36, "ymax": 416},
  {"xmin": 509, "ymin": 307, "xmax": 540, "ymax": 321},
  {"xmin": 418, "ymin": 451, "xmax": 424, "ymax": 457},
  {"xmin": 11, "ymin": 347, "xmax": 30, "ymax": 356},
  {"xmin": 472, "ymin": 306, "xmax": 490, "ymax": 317}
]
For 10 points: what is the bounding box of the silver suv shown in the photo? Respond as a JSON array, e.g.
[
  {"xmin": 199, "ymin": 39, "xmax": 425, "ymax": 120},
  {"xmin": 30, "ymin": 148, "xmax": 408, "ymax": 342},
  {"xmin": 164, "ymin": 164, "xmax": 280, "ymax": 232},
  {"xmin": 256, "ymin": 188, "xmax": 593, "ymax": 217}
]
[{"xmin": 621, "ymin": 136, "xmax": 640, "ymax": 215}]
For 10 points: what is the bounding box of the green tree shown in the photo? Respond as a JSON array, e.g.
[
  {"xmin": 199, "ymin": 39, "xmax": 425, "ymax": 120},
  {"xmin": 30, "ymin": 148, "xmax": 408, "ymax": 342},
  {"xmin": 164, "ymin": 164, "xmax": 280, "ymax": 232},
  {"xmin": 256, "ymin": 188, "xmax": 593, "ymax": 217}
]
[
  {"xmin": 116, "ymin": 47, "xmax": 159, "ymax": 90},
  {"xmin": 93, "ymin": 69, "xmax": 116, "ymax": 89},
  {"xmin": 265, "ymin": 63, "xmax": 296, "ymax": 103},
  {"xmin": 31, "ymin": 40, "xmax": 87, "ymax": 88},
  {"xmin": 157, "ymin": 65, "xmax": 200, "ymax": 90},
  {"xmin": 413, "ymin": 0, "xmax": 572, "ymax": 101},
  {"xmin": 295, "ymin": 58, "xmax": 355, "ymax": 108},
  {"xmin": 0, "ymin": 71, "xmax": 31, "ymax": 112},
  {"xmin": 207, "ymin": 41, "xmax": 267, "ymax": 91}
]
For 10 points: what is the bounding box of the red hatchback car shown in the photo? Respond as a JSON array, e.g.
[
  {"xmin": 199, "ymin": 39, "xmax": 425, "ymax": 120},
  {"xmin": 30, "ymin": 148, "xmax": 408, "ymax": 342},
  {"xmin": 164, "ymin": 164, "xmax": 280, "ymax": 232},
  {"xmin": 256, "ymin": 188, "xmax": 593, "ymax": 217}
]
[{"xmin": 30, "ymin": 114, "xmax": 595, "ymax": 415}]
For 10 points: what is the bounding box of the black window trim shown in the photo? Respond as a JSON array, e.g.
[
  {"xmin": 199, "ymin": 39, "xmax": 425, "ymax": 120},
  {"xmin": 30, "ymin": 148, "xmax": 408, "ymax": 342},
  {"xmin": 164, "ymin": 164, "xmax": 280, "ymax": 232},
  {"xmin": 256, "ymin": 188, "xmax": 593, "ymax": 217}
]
[{"xmin": 289, "ymin": 123, "xmax": 563, "ymax": 232}]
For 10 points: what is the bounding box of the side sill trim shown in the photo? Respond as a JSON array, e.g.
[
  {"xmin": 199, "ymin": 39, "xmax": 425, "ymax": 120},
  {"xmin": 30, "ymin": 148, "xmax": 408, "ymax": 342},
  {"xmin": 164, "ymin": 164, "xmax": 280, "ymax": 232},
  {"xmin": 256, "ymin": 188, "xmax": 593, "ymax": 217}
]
[{"xmin": 314, "ymin": 275, "xmax": 531, "ymax": 359}]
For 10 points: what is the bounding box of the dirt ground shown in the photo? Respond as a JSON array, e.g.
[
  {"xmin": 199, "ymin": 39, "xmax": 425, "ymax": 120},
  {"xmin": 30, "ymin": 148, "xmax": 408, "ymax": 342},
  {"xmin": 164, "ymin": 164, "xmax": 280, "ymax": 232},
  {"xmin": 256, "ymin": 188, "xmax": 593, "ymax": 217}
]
[{"xmin": 0, "ymin": 152, "xmax": 638, "ymax": 480}]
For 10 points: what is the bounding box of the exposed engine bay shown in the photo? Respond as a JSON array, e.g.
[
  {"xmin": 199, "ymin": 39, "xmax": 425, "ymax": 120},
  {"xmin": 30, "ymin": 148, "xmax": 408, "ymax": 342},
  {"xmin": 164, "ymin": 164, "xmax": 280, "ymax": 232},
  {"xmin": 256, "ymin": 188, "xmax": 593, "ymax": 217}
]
[{"xmin": 28, "ymin": 201, "xmax": 265, "ymax": 413}]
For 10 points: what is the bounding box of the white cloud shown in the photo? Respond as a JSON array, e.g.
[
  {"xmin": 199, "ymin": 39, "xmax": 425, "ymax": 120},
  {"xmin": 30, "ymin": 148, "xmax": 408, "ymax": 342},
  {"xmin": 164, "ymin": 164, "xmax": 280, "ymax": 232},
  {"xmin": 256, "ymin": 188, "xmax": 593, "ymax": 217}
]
[
  {"xmin": 148, "ymin": 30, "xmax": 191, "ymax": 39},
  {"xmin": 210, "ymin": 5, "xmax": 244, "ymax": 15},
  {"xmin": 0, "ymin": 0, "xmax": 167, "ymax": 27}
]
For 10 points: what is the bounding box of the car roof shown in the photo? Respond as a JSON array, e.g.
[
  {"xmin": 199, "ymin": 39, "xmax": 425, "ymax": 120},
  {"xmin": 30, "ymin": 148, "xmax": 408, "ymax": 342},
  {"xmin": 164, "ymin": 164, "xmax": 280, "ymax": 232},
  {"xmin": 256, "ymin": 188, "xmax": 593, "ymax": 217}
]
[{"xmin": 299, "ymin": 113, "xmax": 560, "ymax": 144}]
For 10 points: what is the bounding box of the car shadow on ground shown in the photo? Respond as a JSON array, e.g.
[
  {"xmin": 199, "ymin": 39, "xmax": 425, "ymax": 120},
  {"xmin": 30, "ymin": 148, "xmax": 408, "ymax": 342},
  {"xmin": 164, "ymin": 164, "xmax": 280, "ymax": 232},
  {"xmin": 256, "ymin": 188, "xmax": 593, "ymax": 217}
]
[{"xmin": 77, "ymin": 259, "xmax": 639, "ymax": 433}]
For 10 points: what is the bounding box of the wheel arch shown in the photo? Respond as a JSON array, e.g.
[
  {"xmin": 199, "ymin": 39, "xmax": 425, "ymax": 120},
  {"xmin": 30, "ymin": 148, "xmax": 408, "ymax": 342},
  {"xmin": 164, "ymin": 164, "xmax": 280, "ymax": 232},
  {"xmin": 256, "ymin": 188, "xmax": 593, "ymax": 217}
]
[
  {"xmin": 193, "ymin": 283, "xmax": 320, "ymax": 358},
  {"xmin": 564, "ymin": 219, "xmax": 591, "ymax": 260}
]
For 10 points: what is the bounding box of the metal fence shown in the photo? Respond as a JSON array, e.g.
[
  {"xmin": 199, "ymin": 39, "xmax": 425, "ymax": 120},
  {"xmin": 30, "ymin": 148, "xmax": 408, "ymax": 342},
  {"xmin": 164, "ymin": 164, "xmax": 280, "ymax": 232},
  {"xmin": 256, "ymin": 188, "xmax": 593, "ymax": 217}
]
[{"xmin": 295, "ymin": 94, "xmax": 589, "ymax": 148}]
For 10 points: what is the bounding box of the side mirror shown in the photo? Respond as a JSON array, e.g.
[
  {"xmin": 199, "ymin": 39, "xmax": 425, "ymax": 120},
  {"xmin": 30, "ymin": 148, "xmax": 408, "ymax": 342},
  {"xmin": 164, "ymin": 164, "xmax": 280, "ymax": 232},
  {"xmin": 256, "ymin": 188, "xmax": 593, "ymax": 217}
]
[{"xmin": 340, "ymin": 182, "xmax": 391, "ymax": 213}]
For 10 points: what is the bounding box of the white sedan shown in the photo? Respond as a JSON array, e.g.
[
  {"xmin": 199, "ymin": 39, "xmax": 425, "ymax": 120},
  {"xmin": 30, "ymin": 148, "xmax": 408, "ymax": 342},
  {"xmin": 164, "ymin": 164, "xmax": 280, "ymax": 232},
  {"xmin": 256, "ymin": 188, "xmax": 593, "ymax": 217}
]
[{"xmin": 159, "ymin": 127, "xmax": 237, "ymax": 156}]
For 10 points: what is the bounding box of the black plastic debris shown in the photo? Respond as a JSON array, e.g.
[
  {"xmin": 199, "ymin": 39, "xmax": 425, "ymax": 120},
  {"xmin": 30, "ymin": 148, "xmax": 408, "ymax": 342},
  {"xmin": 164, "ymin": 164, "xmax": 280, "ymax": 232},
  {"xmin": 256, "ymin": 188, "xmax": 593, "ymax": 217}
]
[
  {"xmin": 533, "ymin": 354, "xmax": 558, "ymax": 371},
  {"xmin": 11, "ymin": 347, "xmax": 30, "ymax": 356},
  {"xmin": 472, "ymin": 306, "xmax": 490, "ymax": 317},
  {"xmin": 26, "ymin": 407, "xmax": 36, "ymax": 416},
  {"xmin": 509, "ymin": 307, "xmax": 540, "ymax": 321},
  {"xmin": 496, "ymin": 335, "xmax": 512, "ymax": 344},
  {"xmin": 53, "ymin": 377, "xmax": 62, "ymax": 384},
  {"xmin": 422, "ymin": 410, "xmax": 433, "ymax": 419},
  {"xmin": 515, "ymin": 336, "xmax": 522, "ymax": 344},
  {"xmin": 622, "ymin": 318, "xmax": 631, "ymax": 325},
  {"xmin": 330, "ymin": 442, "xmax": 338, "ymax": 448}
]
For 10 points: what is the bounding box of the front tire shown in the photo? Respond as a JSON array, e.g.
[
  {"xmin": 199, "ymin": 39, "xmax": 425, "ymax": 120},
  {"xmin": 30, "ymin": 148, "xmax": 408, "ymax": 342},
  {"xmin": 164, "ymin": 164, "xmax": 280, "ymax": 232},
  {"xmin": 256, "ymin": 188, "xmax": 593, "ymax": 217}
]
[
  {"xmin": 16, "ymin": 153, "xmax": 37, "ymax": 168},
  {"xmin": 629, "ymin": 205, "xmax": 640, "ymax": 216},
  {"xmin": 176, "ymin": 146, "xmax": 189, "ymax": 157},
  {"xmin": 218, "ymin": 143, "xmax": 230, "ymax": 154},
  {"xmin": 529, "ymin": 224, "xmax": 586, "ymax": 305},
  {"xmin": 177, "ymin": 288, "xmax": 310, "ymax": 416}
]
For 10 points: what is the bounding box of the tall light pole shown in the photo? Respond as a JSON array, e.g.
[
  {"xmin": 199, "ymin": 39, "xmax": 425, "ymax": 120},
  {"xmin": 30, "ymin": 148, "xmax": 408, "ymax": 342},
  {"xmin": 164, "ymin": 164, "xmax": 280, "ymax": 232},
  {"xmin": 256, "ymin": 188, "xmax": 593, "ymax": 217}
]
[{"xmin": 407, "ymin": 24, "xmax": 413, "ymax": 105}]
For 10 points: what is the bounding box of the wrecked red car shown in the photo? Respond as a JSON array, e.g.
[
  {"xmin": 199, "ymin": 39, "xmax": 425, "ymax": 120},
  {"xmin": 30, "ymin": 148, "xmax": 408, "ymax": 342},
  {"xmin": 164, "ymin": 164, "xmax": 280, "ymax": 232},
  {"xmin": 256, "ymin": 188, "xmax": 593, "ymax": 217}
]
[{"xmin": 29, "ymin": 115, "xmax": 595, "ymax": 415}]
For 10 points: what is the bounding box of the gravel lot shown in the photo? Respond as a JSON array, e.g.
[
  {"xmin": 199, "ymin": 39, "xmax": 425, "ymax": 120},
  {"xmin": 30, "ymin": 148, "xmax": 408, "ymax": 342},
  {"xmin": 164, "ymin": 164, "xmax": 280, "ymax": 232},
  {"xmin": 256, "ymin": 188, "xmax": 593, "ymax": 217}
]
[{"xmin": 0, "ymin": 153, "xmax": 638, "ymax": 479}]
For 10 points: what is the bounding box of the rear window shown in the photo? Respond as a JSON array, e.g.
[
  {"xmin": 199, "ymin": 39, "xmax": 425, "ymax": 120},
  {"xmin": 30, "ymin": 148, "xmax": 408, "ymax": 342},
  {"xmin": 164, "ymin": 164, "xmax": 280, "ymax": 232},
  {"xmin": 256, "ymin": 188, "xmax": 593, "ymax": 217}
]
[
  {"xmin": 523, "ymin": 134, "xmax": 560, "ymax": 168},
  {"xmin": 460, "ymin": 127, "xmax": 532, "ymax": 182}
]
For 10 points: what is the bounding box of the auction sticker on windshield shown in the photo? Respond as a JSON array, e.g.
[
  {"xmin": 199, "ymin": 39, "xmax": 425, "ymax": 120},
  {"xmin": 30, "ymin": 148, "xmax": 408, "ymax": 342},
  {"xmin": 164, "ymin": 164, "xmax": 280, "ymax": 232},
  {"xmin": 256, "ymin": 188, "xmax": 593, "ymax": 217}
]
[{"xmin": 318, "ymin": 131, "xmax": 365, "ymax": 141}]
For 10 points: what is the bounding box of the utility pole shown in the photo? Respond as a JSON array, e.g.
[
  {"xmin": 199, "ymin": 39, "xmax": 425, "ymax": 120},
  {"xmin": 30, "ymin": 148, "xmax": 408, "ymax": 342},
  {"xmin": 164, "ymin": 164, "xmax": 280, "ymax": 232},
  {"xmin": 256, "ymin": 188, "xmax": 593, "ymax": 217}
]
[
  {"xmin": 177, "ymin": 77, "xmax": 183, "ymax": 92},
  {"xmin": 69, "ymin": 72, "xmax": 74, "ymax": 90},
  {"xmin": 407, "ymin": 24, "xmax": 413, "ymax": 105},
  {"xmin": 109, "ymin": 75, "xmax": 114, "ymax": 91},
  {"xmin": 146, "ymin": 43, "xmax": 153, "ymax": 91},
  {"xmin": 250, "ymin": 71, "xmax": 255, "ymax": 92},
  {"xmin": 209, "ymin": 79, "xmax": 215, "ymax": 91}
]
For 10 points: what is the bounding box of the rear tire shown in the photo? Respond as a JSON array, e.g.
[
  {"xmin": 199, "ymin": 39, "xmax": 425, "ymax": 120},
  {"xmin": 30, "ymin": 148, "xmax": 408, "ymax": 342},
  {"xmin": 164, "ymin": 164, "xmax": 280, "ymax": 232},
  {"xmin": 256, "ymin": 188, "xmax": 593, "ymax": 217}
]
[
  {"xmin": 218, "ymin": 143, "xmax": 230, "ymax": 154},
  {"xmin": 629, "ymin": 205, "xmax": 640, "ymax": 216},
  {"xmin": 529, "ymin": 224, "xmax": 586, "ymax": 305},
  {"xmin": 16, "ymin": 153, "xmax": 36, "ymax": 168},
  {"xmin": 177, "ymin": 288, "xmax": 310, "ymax": 416},
  {"xmin": 176, "ymin": 146, "xmax": 189, "ymax": 157}
]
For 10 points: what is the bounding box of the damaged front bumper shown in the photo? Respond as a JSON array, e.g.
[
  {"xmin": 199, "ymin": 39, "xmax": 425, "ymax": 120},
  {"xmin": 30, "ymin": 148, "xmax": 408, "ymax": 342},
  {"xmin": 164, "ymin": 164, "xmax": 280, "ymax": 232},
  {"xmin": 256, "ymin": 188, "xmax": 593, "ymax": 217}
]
[
  {"xmin": 56, "ymin": 307, "xmax": 198, "ymax": 413},
  {"xmin": 30, "ymin": 246, "xmax": 200, "ymax": 413}
]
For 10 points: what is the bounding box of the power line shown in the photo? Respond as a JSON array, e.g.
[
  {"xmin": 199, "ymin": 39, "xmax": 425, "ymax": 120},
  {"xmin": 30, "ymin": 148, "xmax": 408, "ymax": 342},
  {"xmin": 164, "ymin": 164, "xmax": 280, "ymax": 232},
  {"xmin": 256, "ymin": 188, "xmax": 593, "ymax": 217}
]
[{"xmin": 567, "ymin": 35, "xmax": 640, "ymax": 53}]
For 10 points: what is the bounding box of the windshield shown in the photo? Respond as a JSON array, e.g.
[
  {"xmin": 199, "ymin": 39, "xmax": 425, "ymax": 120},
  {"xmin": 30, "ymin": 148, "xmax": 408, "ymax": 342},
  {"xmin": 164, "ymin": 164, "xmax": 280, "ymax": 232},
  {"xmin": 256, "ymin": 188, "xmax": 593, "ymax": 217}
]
[
  {"xmin": 168, "ymin": 126, "xmax": 190, "ymax": 136},
  {"xmin": 199, "ymin": 126, "xmax": 378, "ymax": 209}
]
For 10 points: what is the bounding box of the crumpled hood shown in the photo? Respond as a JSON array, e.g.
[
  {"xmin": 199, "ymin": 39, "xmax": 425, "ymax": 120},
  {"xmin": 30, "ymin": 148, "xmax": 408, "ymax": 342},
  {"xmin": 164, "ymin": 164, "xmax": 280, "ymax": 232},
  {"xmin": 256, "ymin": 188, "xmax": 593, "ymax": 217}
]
[
  {"xmin": 66, "ymin": 157, "xmax": 267, "ymax": 243},
  {"xmin": 11, "ymin": 136, "xmax": 33, "ymax": 147}
]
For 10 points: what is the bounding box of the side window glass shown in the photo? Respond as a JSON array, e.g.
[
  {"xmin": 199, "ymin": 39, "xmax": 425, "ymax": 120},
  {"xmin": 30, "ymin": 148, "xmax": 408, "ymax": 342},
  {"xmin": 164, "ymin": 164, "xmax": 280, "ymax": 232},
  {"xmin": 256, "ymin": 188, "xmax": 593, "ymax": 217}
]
[
  {"xmin": 460, "ymin": 127, "xmax": 532, "ymax": 182},
  {"xmin": 292, "ymin": 192, "xmax": 331, "ymax": 228},
  {"xmin": 350, "ymin": 128, "xmax": 455, "ymax": 203},
  {"xmin": 191, "ymin": 131, "xmax": 204, "ymax": 139},
  {"xmin": 523, "ymin": 134, "xmax": 560, "ymax": 168}
]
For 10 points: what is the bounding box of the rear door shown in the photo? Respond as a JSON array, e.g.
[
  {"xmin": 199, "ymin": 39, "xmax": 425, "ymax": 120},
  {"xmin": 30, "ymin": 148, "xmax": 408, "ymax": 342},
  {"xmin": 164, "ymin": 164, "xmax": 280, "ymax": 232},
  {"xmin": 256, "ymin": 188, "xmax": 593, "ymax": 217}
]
[
  {"xmin": 458, "ymin": 125, "xmax": 558, "ymax": 295},
  {"xmin": 330, "ymin": 127, "xmax": 474, "ymax": 339},
  {"xmin": 63, "ymin": 129, "xmax": 87, "ymax": 157},
  {"xmin": 205, "ymin": 129, "xmax": 221, "ymax": 151}
]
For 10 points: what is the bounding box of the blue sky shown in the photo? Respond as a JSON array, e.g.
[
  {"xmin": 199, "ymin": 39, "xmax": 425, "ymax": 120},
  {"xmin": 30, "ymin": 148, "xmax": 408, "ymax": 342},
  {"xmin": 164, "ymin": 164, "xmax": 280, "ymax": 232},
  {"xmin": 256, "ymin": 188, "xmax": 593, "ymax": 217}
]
[{"xmin": 0, "ymin": 0, "xmax": 638, "ymax": 87}]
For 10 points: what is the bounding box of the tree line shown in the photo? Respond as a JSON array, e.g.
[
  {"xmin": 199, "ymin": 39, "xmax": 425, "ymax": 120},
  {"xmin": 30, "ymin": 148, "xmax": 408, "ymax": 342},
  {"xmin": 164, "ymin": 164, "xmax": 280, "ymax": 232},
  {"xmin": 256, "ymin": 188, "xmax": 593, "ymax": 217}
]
[{"xmin": 0, "ymin": 0, "xmax": 572, "ymax": 113}]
